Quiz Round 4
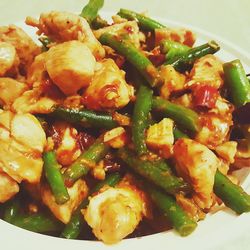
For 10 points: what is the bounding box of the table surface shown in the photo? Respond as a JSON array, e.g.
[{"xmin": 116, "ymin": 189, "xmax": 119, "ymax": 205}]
[{"xmin": 0, "ymin": 0, "xmax": 250, "ymax": 249}]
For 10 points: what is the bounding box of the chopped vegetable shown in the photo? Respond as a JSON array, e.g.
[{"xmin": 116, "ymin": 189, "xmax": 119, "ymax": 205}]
[
  {"xmin": 166, "ymin": 41, "xmax": 220, "ymax": 72},
  {"xmin": 214, "ymin": 170, "xmax": 250, "ymax": 214},
  {"xmin": 152, "ymin": 97, "xmax": 200, "ymax": 133},
  {"xmin": 117, "ymin": 148, "xmax": 190, "ymax": 194},
  {"xmin": 63, "ymin": 139, "xmax": 109, "ymax": 184},
  {"xmin": 51, "ymin": 106, "xmax": 118, "ymax": 129},
  {"xmin": 117, "ymin": 8, "xmax": 165, "ymax": 31},
  {"xmin": 99, "ymin": 33, "xmax": 159, "ymax": 87},
  {"xmin": 145, "ymin": 183, "xmax": 197, "ymax": 236},
  {"xmin": 132, "ymin": 84, "xmax": 153, "ymax": 155},
  {"xmin": 43, "ymin": 151, "xmax": 70, "ymax": 204},
  {"xmin": 223, "ymin": 59, "xmax": 250, "ymax": 107},
  {"xmin": 80, "ymin": 0, "xmax": 104, "ymax": 24}
]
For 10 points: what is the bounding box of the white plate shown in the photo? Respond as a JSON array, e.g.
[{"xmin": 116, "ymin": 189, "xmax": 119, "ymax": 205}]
[{"xmin": 1, "ymin": 11, "xmax": 250, "ymax": 250}]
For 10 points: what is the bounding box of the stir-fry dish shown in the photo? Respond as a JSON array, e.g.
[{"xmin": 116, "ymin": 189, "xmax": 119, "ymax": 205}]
[{"xmin": 0, "ymin": 0, "xmax": 250, "ymax": 244}]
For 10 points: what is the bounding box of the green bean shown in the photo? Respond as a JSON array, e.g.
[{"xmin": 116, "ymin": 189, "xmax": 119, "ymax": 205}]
[
  {"xmin": 214, "ymin": 170, "xmax": 250, "ymax": 214},
  {"xmin": 166, "ymin": 41, "xmax": 220, "ymax": 72},
  {"xmin": 99, "ymin": 33, "xmax": 159, "ymax": 87},
  {"xmin": 173, "ymin": 129, "xmax": 250, "ymax": 214},
  {"xmin": 152, "ymin": 97, "xmax": 200, "ymax": 133},
  {"xmin": 160, "ymin": 39, "xmax": 190, "ymax": 62},
  {"xmin": 132, "ymin": 84, "xmax": 153, "ymax": 155},
  {"xmin": 51, "ymin": 106, "xmax": 118, "ymax": 129},
  {"xmin": 43, "ymin": 151, "xmax": 70, "ymax": 204},
  {"xmin": 173, "ymin": 127, "xmax": 189, "ymax": 141},
  {"xmin": 63, "ymin": 139, "xmax": 109, "ymax": 184},
  {"xmin": 3, "ymin": 198, "xmax": 20, "ymax": 223},
  {"xmin": 38, "ymin": 36, "xmax": 52, "ymax": 52},
  {"xmin": 117, "ymin": 8, "xmax": 165, "ymax": 31},
  {"xmin": 61, "ymin": 173, "xmax": 121, "ymax": 239},
  {"xmin": 145, "ymin": 183, "xmax": 197, "ymax": 236},
  {"xmin": 117, "ymin": 148, "xmax": 190, "ymax": 194},
  {"xmin": 80, "ymin": 0, "xmax": 104, "ymax": 24},
  {"xmin": 91, "ymin": 15, "xmax": 108, "ymax": 29},
  {"xmin": 12, "ymin": 213, "xmax": 62, "ymax": 233},
  {"xmin": 223, "ymin": 59, "xmax": 250, "ymax": 107}
]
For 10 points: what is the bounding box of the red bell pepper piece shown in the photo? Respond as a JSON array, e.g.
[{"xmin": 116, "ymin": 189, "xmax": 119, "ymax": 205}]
[{"xmin": 193, "ymin": 84, "xmax": 219, "ymax": 109}]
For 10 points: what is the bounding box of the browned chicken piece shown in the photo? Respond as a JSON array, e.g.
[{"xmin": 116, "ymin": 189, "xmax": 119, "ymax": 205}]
[
  {"xmin": 172, "ymin": 93, "xmax": 193, "ymax": 109},
  {"xmin": 173, "ymin": 138, "xmax": 219, "ymax": 209},
  {"xmin": 0, "ymin": 42, "xmax": 19, "ymax": 77},
  {"xmin": 13, "ymin": 51, "xmax": 64, "ymax": 114},
  {"xmin": 41, "ymin": 179, "xmax": 88, "ymax": 224},
  {"xmin": 0, "ymin": 25, "xmax": 40, "ymax": 75},
  {"xmin": 83, "ymin": 175, "xmax": 150, "ymax": 244},
  {"xmin": 0, "ymin": 78, "xmax": 28, "ymax": 108},
  {"xmin": 26, "ymin": 52, "xmax": 47, "ymax": 86},
  {"xmin": 0, "ymin": 171, "xmax": 19, "ymax": 203},
  {"xmin": 155, "ymin": 27, "xmax": 196, "ymax": 46},
  {"xmin": 83, "ymin": 59, "xmax": 134, "ymax": 111},
  {"xmin": 12, "ymin": 88, "xmax": 58, "ymax": 114},
  {"xmin": 26, "ymin": 11, "xmax": 105, "ymax": 59},
  {"xmin": 112, "ymin": 112, "xmax": 131, "ymax": 126},
  {"xmin": 215, "ymin": 141, "xmax": 237, "ymax": 164},
  {"xmin": 217, "ymin": 158, "xmax": 230, "ymax": 176},
  {"xmin": 146, "ymin": 118, "xmax": 174, "ymax": 158},
  {"xmin": 187, "ymin": 55, "xmax": 224, "ymax": 89},
  {"xmin": 176, "ymin": 193, "xmax": 205, "ymax": 222},
  {"xmin": 111, "ymin": 14, "xmax": 127, "ymax": 24},
  {"xmin": 94, "ymin": 21, "xmax": 141, "ymax": 48},
  {"xmin": 45, "ymin": 41, "xmax": 96, "ymax": 95},
  {"xmin": 0, "ymin": 110, "xmax": 46, "ymax": 184},
  {"xmin": 211, "ymin": 96, "xmax": 234, "ymax": 117},
  {"xmin": 159, "ymin": 65, "xmax": 186, "ymax": 99},
  {"xmin": 103, "ymin": 127, "xmax": 127, "ymax": 149},
  {"xmin": 195, "ymin": 112, "xmax": 232, "ymax": 149},
  {"xmin": 91, "ymin": 160, "xmax": 106, "ymax": 180},
  {"xmin": 52, "ymin": 122, "xmax": 81, "ymax": 166}
]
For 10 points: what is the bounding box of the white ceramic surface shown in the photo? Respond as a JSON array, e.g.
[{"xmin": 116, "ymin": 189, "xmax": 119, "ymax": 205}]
[{"xmin": 1, "ymin": 2, "xmax": 250, "ymax": 250}]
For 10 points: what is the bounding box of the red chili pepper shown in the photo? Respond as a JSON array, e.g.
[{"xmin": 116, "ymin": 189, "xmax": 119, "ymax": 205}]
[
  {"xmin": 148, "ymin": 47, "xmax": 166, "ymax": 67},
  {"xmin": 193, "ymin": 84, "xmax": 219, "ymax": 109}
]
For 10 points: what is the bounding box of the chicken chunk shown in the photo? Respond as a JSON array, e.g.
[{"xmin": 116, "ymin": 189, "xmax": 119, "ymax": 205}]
[
  {"xmin": 187, "ymin": 55, "xmax": 224, "ymax": 89},
  {"xmin": 83, "ymin": 59, "xmax": 134, "ymax": 110},
  {"xmin": 159, "ymin": 65, "xmax": 186, "ymax": 99},
  {"xmin": 103, "ymin": 127, "xmax": 127, "ymax": 149},
  {"xmin": 172, "ymin": 93, "xmax": 193, "ymax": 109},
  {"xmin": 195, "ymin": 113, "xmax": 232, "ymax": 148},
  {"xmin": 12, "ymin": 88, "xmax": 57, "ymax": 114},
  {"xmin": 0, "ymin": 110, "xmax": 46, "ymax": 183},
  {"xmin": 41, "ymin": 179, "xmax": 88, "ymax": 224},
  {"xmin": 0, "ymin": 78, "xmax": 28, "ymax": 108},
  {"xmin": 83, "ymin": 186, "xmax": 145, "ymax": 244},
  {"xmin": 27, "ymin": 52, "xmax": 47, "ymax": 86},
  {"xmin": 0, "ymin": 42, "xmax": 19, "ymax": 77},
  {"xmin": 146, "ymin": 118, "xmax": 174, "ymax": 158},
  {"xmin": 176, "ymin": 193, "xmax": 205, "ymax": 221},
  {"xmin": 12, "ymin": 52, "xmax": 63, "ymax": 114},
  {"xmin": 45, "ymin": 41, "xmax": 96, "ymax": 95},
  {"xmin": 0, "ymin": 171, "xmax": 19, "ymax": 203},
  {"xmin": 155, "ymin": 27, "xmax": 196, "ymax": 47},
  {"xmin": 94, "ymin": 21, "xmax": 141, "ymax": 48},
  {"xmin": 53, "ymin": 122, "xmax": 81, "ymax": 166},
  {"xmin": 173, "ymin": 138, "xmax": 219, "ymax": 209},
  {"xmin": 0, "ymin": 25, "xmax": 40, "ymax": 74},
  {"xmin": 215, "ymin": 141, "xmax": 237, "ymax": 164},
  {"xmin": 26, "ymin": 11, "xmax": 105, "ymax": 59}
]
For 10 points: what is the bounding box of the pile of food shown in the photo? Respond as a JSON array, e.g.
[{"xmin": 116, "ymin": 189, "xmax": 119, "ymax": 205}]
[{"xmin": 0, "ymin": 0, "xmax": 250, "ymax": 244}]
